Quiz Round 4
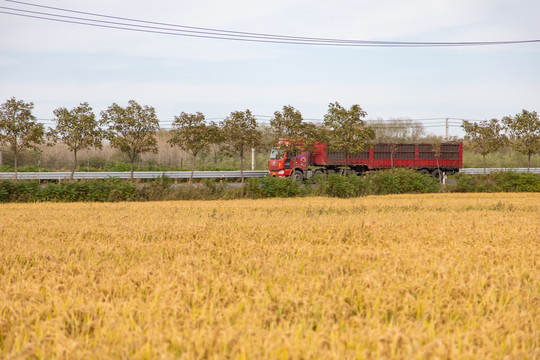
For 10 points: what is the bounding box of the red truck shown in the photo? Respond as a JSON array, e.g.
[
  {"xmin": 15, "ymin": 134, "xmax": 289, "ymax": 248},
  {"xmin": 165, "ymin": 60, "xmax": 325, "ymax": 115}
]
[{"xmin": 268, "ymin": 141, "xmax": 463, "ymax": 181}]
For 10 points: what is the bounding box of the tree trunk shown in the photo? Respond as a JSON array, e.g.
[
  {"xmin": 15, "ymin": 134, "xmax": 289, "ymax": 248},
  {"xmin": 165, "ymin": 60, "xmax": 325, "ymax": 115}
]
[
  {"xmin": 71, "ymin": 149, "xmax": 78, "ymax": 180},
  {"xmin": 240, "ymin": 153, "xmax": 244, "ymax": 184},
  {"xmin": 482, "ymin": 154, "xmax": 486, "ymax": 175},
  {"xmin": 190, "ymin": 154, "xmax": 196, "ymax": 184},
  {"xmin": 130, "ymin": 157, "xmax": 135, "ymax": 182},
  {"xmin": 342, "ymin": 152, "xmax": 349, "ymax": 176},
  {"xmin": 13, "ymin": 151, "xmax": 18, "ymax": 182},
  {"xmin": 528, "ymin": 153, "xmax": 531, "ymax": 173}
]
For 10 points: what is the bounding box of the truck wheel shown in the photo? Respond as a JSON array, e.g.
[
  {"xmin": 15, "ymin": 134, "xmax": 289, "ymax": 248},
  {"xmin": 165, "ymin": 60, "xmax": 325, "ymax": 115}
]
[
  {"xmin": 431, "ymin": 169, "xmax": 443, "ymax": 179},
  {"xmin": 292, "ymin": 170, "xmax": 304, "ymax": 181},
  {"xmin": 419, "ymin": 169, "xmax": 430, "ymax": 175}
]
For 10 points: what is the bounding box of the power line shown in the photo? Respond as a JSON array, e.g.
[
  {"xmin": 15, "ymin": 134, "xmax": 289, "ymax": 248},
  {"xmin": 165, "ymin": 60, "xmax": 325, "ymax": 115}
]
[
  {"xmin": 34, "ymin": 120, "xmax": 464, "ymax": 129},
  {"xmin": 36, "ymin": 115, "xmax": 474, "ymax": 124},
  {"xmin": 255, "ymin": 115, "xmax": 464, "ymax": 122},
  {"xmin": 3, "ymin": 1, "xmax": 539, "ymax": 47},
  {"xmin": 36, "ymin": 117, "xmax": 465, "ymax": 123}
]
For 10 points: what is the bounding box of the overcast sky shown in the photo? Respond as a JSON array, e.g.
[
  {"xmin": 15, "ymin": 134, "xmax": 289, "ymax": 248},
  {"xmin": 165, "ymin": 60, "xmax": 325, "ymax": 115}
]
[{"xmin": 1, "ymin": 0, "xmax": 539, "ymax": 136}]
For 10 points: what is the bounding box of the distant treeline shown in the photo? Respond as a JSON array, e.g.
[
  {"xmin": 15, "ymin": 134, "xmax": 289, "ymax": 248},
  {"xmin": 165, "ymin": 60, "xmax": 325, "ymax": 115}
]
[{"xmin": 1, "ymin": 98, "xmax": 539, "ymax": 180}]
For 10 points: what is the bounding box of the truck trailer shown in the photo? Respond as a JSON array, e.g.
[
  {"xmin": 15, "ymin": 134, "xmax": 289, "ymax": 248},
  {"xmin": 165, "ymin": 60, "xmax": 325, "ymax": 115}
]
[{"xmin": 268, "ymin": 141, "xmax": 463, "ymax": 181}]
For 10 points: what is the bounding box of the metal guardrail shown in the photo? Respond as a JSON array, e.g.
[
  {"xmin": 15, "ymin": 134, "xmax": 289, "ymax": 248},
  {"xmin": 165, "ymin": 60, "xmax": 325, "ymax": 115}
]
[
  {"xmin": 0, "ymin": 168, "xmax": 538, "ymax": 180},
  {"xmin": 0, "ymin": 171, "xmax": 269, "ymax": 180},
  {"xmin": 460, "ymin": 168, "xmax": 540, "ymax": 174}
]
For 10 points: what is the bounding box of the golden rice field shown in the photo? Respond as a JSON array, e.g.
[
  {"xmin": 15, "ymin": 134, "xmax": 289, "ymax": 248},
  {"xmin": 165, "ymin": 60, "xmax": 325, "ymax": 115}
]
[{"xmin": 1, "ymin": 193, "xmax": 539, "ymax": 359}]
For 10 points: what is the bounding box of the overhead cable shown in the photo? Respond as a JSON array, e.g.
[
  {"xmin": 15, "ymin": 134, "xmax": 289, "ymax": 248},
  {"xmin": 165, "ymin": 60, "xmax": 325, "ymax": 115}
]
[{"xmin": 2, "ymin": 1, "xmax": 539, "ymax": 47}]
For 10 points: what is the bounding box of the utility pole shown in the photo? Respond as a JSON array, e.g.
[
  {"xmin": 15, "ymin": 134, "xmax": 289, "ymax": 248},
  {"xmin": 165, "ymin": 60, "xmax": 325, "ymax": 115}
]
[
  {"xmin": 445, "ymin": 118, "xmax": 449, "ymax": 140},
  {"xmin": 251, "ymin": 148, "xmax": 255, "ymax": 170}
]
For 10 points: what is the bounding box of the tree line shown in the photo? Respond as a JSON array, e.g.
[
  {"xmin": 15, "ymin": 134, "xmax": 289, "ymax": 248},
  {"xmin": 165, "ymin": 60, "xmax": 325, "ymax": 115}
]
[
  {"xmin": 461, "ymin": 111, "xmax": 540, "ymax": 173},
  {"xmin": 0, "ymin": 98, "xmax": 378, "ymax": 182},
  {"xmin": 0, "ymin": 98, "xmax": 261, "ymax": 183},
  {"xmin": 1, "ymin": 97, "xmax": 539, "ymax": 182}
]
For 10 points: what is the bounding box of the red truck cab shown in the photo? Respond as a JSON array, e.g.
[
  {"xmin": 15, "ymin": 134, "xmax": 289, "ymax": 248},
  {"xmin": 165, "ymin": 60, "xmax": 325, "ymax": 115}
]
[{"xmin": 268, "ymin": 142, "xmax": 309, "ymax": 181}]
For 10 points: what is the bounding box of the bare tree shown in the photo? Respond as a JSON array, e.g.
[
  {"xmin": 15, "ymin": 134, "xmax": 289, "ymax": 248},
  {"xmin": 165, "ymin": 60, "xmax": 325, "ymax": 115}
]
[{"xmin": 370, "ymin": 118, "xmax": 425, "ymax": 143}]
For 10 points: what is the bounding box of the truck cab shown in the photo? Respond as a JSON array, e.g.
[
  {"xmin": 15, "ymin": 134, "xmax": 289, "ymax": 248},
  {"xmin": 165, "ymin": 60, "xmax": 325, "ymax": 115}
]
[{"xmin": 268, "ymin": 142, "xmax": 309, "ymax": 181}]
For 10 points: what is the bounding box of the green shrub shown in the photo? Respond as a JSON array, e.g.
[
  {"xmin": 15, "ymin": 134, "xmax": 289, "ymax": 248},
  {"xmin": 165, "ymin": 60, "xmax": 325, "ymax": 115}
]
[
  {"xmin": 0, "ymin": 180, "xmax": 15, "ymax": 201},
  {"xmin": 200, "ymin": 179, "xmax": 232, "ymax": 199},
  {"xmin": 452, "ymin": 173, "xmax": 488, "ymax": 193},
  {"xmin": 0, "ymin": 181, "xmax": 41, "ymax": 202},
  {"xmin": 0, "ymin": 170, "xmax": 536, "ymax": 203},
  {"xmin": 315, "ymin": 173, "xmax": 360, "ymax": 198},
  {"xmin": 104, "ymin": 161, "xmax": 132, "ymax": 172},
  {"xmin": 137, "ymin": 176, "xmax": 175, "ymax": 201},
  {"xmin": 13, "ymin": 182, "xmax": 40, "ymax": 202},
  {"xmin": 315, "ymin": 169, "xmax": 439, "ymax": 197},
  {"xmin": 452, "ymin": 172, "xmax": 540, "ymax": 193},
  {"xmin": 19, "ymin": 165, "xmax": 44, "ymax": 172},
  {"xmin": 98, "ymin": 179, "xmax": 137, "ymax": 201},
  {"xmin": 0, "ymin": 165, "xmax": 48, "ymax": 172},
  {"xmin": 246, "ymin": 176, "xmax": 304, "ymax": 198},
  {"xmin": 0, "ymin": 179, "xmax": 137, "ymax": 202},
  {"xmin": 490, "ymin": 171, "xmax": 540, "ymax": 192},
  {"xmin": 361, "ymin": 168, "xmax": 440, "ymax": 195}
]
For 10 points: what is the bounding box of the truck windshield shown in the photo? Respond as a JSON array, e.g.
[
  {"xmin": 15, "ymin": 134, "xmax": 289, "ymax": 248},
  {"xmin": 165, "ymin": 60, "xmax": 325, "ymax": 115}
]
[{"xmin": 270, "ymin": 147, "xmax": 286, "ymax": 159}]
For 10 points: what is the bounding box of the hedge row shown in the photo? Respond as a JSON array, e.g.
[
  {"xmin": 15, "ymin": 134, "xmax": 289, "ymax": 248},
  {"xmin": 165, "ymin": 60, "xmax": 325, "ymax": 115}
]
[
  {"xmin": 0, "ymin": 178, "xmax": 138, "ymax": 202},
  {"xmin": 246, "ymin": 169, "xmax": 441, "ymax": 198},
  {"xmin": 315, "ymin": 169, "xmax": 441, "ymax": 198},
  {"xmin": 307, "ymin": 169, "xmax": 540, "ymax": 198},
  {"xmin": 0, "ymin": 170, "xmax": 538, "ymax": 202},
  {"xmin": 452, "ymin": 171, "xmax": 540, "ymax": 193}
]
